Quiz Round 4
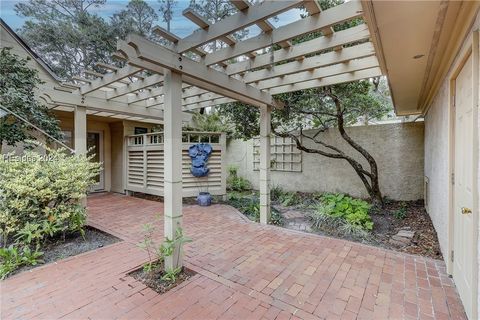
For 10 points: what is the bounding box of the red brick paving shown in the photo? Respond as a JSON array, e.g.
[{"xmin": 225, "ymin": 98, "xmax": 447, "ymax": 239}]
[{"xmin": 1, "ymin": 193, "xmax": 467, "ymax": 320}]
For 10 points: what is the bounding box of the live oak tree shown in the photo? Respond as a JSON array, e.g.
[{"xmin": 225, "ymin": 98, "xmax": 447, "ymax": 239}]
[
  {"xmin": 0, "ymin": 48, "xmax": 61, "ymax": 153},
  {"xmin": 15, "ymin": 0, "xmax": 158, "ymax": 79},
  {"xmin": 218, "ymin": 80, "xmax": 391, "ymax": 207},
  {"xmin": 15, "ymin": 0, "xmax": 117, "ymax": 79}
]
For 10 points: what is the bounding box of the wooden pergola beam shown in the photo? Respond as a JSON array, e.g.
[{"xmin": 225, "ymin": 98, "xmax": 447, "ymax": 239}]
[
  {"xmin": 255, "ymin": 56, "xmax": 379, "ymax": 90},
  {"xmin": 79, "ymin": 65, "xmax": 143, "ymax": 94},
  {"xmin": 119, "ymin": 35, "xmax": 283, "ymax": 109},
  {"xmin": 148, "ymin": 48, "xmax": 377, "ymax": 110},
  {"xmin": 42, "ymin": 88, "xmax": 165, "ymax": 120},
  {"xmin": 224, "ymin": 24, "xmax": 369, "ymax": 75},
  {"xmin": 106, "ymin": 74, "xmax": 164, "ymax": 100},
  {"xmin": 242, "ymin": 42, "xmax": 375, "ymax": 83},
  {"xmin": 204, "ymin": 1, "xmax": 363, "ymax": 66},
  {"xmin": 267, "ymin": 67, "xmax": 382, "ymax": 94},
  {"xmin": 176, "ymin": 0, "xmax": 302, "ymax": 53},
  {"xmin": 230, "ymin": 0, "xmax": 291, "ymax": 49},
  {"xmin": 303, "ymin": 0, "xmax": 334, "ymax": 36}
]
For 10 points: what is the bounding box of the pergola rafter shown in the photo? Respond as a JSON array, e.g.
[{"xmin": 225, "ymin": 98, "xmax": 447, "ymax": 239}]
[
  {"xmin": 72, "ymin": 1, "xmax": 372, "ymax": 115},
  {"xmin": 54, "ymin": 0, "xmax": 389, "ymax": 271}
]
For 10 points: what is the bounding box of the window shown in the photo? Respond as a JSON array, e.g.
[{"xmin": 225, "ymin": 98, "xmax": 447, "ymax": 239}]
[{"xmin": 134, "ymin": 127, "xmax": 148, "ymax": 135}]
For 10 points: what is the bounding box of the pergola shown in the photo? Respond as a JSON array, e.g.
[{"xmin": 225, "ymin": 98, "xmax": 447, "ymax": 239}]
[{"xmin": 49, "ymin": 0, "xmax": 382, "ymax": 270}]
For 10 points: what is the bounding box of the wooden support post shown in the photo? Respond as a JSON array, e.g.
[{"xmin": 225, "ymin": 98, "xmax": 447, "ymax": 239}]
[
  {"xmin": 163, "ymin": 69, "xmax": 183, "ymax": 270},
  {"xmin": 74, "ymin": 105, "xmax": 87, "ymax": 207},
  {"xmin": 74, "ymin": 106, "xmax": 87, "ymax": 155},
  {"xmin": 259, "ymin": 105, "xmax": 271, "ymax": 224}
]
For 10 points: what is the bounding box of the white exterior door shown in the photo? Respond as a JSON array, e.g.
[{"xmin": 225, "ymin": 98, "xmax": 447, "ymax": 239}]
[{"xmin": 453, "ymin": 53, "xmax": 476, "ymax": 319}]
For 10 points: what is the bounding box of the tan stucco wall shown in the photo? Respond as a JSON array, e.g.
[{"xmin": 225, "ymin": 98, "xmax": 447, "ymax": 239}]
[
  {"xmin": 424, "ymin": 80, "xmax": 450, "ymax": 257},
  {"xmin": 424, "ymin": 10, "xmax": 480, "ymax": 318},
  {"xmin": 225, "ymin": 122, "xmax": 424, "ymax": 201},
  {"xmin": 55, "ymin": 112, "xmax": 112, "ymax": 192}
]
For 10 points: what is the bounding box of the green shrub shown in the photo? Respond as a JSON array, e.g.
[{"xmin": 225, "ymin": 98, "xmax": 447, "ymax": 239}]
[
  {"xmin": 0, "ymin": 145, "xmax": 101, "ymax": 278},
  {"xmin": 279, "ymin": 191, "xmax": 302, "ymax": 207},
  {"xmin": 270, "ymin": 186, "xmax": 302, "ymax": 207},
  {"xmin": 392, "ymin": 203, "xmax": 408, "ymax": 219},
  {"xmin": 315, "ymin": 193, "xmax": 373, "ymax": 231},
  {"xmin": 227, "ymin": 193, "xmax": 283, "ymax": 226},
  {"xmin": 226, "ymin": 165, "xmax": 251, "ymax": 192}
]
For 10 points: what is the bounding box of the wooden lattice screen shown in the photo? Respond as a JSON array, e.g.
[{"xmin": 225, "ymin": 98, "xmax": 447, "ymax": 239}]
[
  {"xmin": 125, "ymin": 131, "xmax": 226, "ymax": 197},
  {"xmin": 253, "ymin": 136, "xmax": 302, "ymax": 172}
]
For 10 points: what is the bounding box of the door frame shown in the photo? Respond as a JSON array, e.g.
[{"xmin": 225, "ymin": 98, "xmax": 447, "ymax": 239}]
[
  {"xmin": 447, "ymin": 29, "xmax": 479, "ymax": 319},
  {"xmin": 88, "ymin": 130, "xmax": 105, "ymax": 191}
]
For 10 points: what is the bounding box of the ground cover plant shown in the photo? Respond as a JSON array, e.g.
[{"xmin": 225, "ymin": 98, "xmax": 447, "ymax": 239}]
[
  {"xmin": 267, "ymin": 187, "xmax": 442, "ymax": 259},
  {"xmin": 131, "ymin": 221, "xmax": 194, "ymax": 294},
  {"xmin": 0, "ymin": 145, "xmax": 101, "ymax": 278},
  {"xmin": 226, "ymin": 165, "xmax": 251, "ymax": 192},
  {"xmin": 227, "ymin": 192, "xmax": 284, "ymax": 226}
]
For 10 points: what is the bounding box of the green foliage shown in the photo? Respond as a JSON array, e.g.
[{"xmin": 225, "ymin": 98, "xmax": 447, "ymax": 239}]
[
  {"xmin": 111, "ymin": 0, "xmax": 158, "ymax": 38},
  {"xmin": 15, "ymin": 0, "xmax": 118, "ymax": 79},
  {"xmin": 319, "ymin": 193, "xmax": 373, "ymax": 230},
  {"xmin": 393, "ymin": 203, "xmax": 408, "ymax": 220},
  {"xmin": 307, "ymin": 193, "xmax": 373, "ymax": 236},
  {"xmin": 270, "ymin": 186, "xmax": 303, "ymax": 207},
  {"xmin": 138, "ymin": 220, "xmax": 192, "ymax": 283},
  {"xmin": 0, "ymin": 48, "xmax": 62, "ymax": 149},
  {"xmin": 227, "ymin": 192, "xmax": 284, "ymax": 226},
  {"xmin": 226, "ymin": 165, "xmax": 251, "ymax": 192},
  {"xmin": 0, "ymin": 145, "xmax": 101, "ymax": 278},
  {"xmin": 189, "ymin": 112, "xmax": 231, "ymax": 133},
  {"xmin": 161, "ymin": 267, "xmax": 182, "ymax": 282}
]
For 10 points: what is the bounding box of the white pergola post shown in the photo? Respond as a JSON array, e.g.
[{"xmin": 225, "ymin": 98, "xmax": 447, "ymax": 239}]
[
  {"xmin": 163, "ymin": 69, "xmax": 184, "ymax": 270},
  {"xmin": 74, "ymin": 106, "xmax": 87, "ymax": 155},
  {"xmin": 74, "ymin": 105, "xmax": 87, "ymax": 207},
  {"xmin": 259, "ymin": 105, "xmax": 271, "ymax": 224}
]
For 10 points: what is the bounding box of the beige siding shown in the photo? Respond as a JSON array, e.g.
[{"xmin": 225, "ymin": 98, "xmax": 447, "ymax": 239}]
[{"xmin": 225, "ymin": 122, "xmax": 425, "ymax": 201}]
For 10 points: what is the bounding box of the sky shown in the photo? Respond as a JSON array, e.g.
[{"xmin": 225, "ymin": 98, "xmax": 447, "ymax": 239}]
[{"xmin": 0, "ymin": 0, "xmax": 303, "ymax": 38}]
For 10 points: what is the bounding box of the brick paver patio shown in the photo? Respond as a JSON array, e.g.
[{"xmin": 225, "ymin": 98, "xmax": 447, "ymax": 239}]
[{"xmin": 1, "ymin": 193, "xmax": 466, "ymax": 320}]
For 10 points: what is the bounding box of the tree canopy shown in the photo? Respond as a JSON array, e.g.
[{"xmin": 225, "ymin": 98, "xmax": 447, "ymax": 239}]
[{"xmin": 0, "ymin": 48, "xmax": 62, "ymax": 151}]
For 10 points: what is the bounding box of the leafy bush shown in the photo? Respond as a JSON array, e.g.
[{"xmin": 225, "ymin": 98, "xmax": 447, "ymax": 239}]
[
  {"xmin": 0, "ymin": 145, "xmax": 101, "ymax": 278},
  {"xmin": 227, "ymin": 193, "xmax": 283, "ymax": 226},
  {"xmin": 319, "ymin": 193, "xmax": 373, "ymax": 230},
  {"xmin": 270, "ymin": 186, "xmax": 302, "ymax": 207},
  {"xmin": 226, "ymin": 165, "xmax": 251, "ymax": 192},
  {"xmin": 308, "ymin": 203, "xmax": 370, "ymax": 239},
  {"xmin": 307, "ymin": 193, "xmax": 373, "ymax": 235}
]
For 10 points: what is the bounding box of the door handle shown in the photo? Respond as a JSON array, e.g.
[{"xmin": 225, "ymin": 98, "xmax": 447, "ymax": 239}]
[{"xmin": 461, "ymin": 207, "xmax": 472, "ymax": 215}]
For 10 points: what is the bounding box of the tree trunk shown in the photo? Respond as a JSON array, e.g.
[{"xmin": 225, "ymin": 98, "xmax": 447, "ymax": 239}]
[{"xmin": 333, "ymin": 96, "xmax": 383, "ymax": 207}]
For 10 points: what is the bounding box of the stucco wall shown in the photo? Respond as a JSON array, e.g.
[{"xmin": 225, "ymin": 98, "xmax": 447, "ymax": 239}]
[
  {"xmin": 225, "ymin": 122, "xmax": 424, "ymax": 201},
  {"xmin": 424, "ymin": 80, "xmax": 450, "ymax": 257},
  {"xmin": 423, "ymin": 11, "xmax": 480, "ymax": 317}
]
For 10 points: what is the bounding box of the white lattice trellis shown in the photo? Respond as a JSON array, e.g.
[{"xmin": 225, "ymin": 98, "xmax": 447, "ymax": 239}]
[{"xmin": 253, "ymin": 136, "xmax": 302, "ymax": 172}]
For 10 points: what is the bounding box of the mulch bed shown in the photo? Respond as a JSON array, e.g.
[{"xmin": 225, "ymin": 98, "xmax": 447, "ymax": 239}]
[
  {"xmin": 129, "ymin": 261, "xmax": 195, "ymax": 294},
  {"xmin": 11, "ymin": 226, "xmax": 120, "ymax": 277},
  {"xmin": 372, "ymin": 199, "xmax": 443, "ymax": 259},
  {"xmin": 134, "ymin": 191, "xmax": 442, "ymax": 260}
]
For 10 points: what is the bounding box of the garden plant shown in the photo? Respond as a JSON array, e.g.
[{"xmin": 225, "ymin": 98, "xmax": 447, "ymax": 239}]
[{"xmin": 0, "ymin": 144, "xmax": 101, "ymax": 278}]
